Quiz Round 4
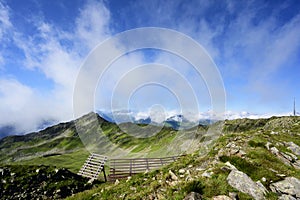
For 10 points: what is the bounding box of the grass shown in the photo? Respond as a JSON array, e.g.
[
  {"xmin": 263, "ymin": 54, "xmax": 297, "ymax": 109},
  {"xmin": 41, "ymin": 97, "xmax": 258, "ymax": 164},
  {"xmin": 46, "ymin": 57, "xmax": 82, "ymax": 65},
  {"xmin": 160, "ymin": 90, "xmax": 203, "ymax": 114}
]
[
  {"xmin": 12, "ymin": 149, "xmax": 89, "ymax": 173},
  {"xmin": 2, "ymin": 115, "xmax": 300, "ymax": 199}
]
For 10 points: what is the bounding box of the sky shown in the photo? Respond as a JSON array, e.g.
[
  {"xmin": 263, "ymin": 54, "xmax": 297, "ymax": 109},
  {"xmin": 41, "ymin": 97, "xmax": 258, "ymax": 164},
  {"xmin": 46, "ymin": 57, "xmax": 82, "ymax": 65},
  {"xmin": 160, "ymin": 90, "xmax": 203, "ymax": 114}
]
[{"xmin": 0, "ymin": 0, "xmax": 300, "ymax": 134}]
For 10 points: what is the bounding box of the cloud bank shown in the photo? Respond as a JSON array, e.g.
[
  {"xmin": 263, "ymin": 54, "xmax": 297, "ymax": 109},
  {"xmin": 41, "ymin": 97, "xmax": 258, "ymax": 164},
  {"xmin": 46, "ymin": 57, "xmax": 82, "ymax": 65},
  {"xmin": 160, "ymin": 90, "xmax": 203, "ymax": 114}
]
[{"xmin": 0, "ymin": 0, "xmax": 299, "ymax": 135}]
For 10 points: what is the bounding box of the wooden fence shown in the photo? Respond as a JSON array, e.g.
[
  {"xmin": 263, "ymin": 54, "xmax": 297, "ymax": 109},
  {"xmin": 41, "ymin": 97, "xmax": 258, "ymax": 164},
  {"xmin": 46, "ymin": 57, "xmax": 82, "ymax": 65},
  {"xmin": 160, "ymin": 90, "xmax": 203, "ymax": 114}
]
[
  {"xmin": 108, "ymin": 156, "xmax": 180, "ymax": 181},
  {"xmin": 77, "ymin": 153, "xmax": 107, "ymax": 181}
]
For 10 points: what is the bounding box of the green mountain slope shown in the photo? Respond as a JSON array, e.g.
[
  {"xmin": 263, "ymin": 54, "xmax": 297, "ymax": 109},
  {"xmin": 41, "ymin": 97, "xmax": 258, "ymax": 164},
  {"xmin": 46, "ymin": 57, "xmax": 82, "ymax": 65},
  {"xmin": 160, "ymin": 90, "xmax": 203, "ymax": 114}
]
[
  {"xmin": 1, "ymin": 114, "xmax": 300, "ymax": 199},
  {"xmin": 0, "ymin": 112, "xmax": 208, "ymax": 172}
]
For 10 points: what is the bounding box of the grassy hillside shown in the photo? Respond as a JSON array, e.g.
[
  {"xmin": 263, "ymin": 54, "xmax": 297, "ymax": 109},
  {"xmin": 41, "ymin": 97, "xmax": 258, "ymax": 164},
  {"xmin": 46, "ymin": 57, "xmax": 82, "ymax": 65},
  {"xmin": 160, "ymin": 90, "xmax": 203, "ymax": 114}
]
[
  {"xmin": 0, "ymin": 112, "xmax": 208, "ymax": 172},
  {"xmin": 66, "ymin": 116, "xmax": 300, "ymax": 199},
  {"xmin": 1, "ymin": 115, "xmax": 300, "ymax": 199}
]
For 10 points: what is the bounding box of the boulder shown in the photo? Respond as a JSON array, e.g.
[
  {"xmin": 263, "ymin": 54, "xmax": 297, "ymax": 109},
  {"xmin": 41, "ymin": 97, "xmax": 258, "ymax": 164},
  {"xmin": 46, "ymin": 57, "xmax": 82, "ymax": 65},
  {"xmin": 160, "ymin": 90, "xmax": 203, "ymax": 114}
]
[
  {"xmin": 270, "ymin": 177, "xmax": 300, "ymax": 198},
  {"xmin": 285, "ymin": 142, "xmax": 300, "ymax": 156},
  {"xmin": 227, "ymin": 170, "xmax": 266, "ymax": 200},
  {"xmin": 183, "ymin": 192, "xmax": 202, "ymax": 200},
  {"xmin": 169, "ymin": 170, "xmax": 178, "ymax": 181}
]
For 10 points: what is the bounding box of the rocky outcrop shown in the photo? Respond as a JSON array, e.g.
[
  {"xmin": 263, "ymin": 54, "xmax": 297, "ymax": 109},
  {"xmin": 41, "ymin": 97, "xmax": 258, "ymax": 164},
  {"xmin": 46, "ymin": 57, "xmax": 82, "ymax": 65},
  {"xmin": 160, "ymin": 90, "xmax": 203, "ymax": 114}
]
[
  {"xmin": 270, "ymin": 177, "xmax": 300, "ymax": 199},
  {"xmin": 269, "ymin": 145, "xmax": 300, "ymax": 169},
  {"xmin": 0, "ymin": 165, "xmax": 91, "ymax": 200},
  {"xmin": 227, "ymin": 168, "xmax": 266, "ymax": 200},
  {"xmin": 285, "ymin": 142, "xmax": 300, "ymax": 156}
]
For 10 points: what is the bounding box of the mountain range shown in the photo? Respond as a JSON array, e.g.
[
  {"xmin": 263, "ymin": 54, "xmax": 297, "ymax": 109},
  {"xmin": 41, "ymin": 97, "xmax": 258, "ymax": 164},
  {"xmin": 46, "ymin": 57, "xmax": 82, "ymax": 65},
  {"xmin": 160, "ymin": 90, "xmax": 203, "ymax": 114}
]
[{"xmin": 1, "ymin": 113, "xmax": 300, "ymax": 199}]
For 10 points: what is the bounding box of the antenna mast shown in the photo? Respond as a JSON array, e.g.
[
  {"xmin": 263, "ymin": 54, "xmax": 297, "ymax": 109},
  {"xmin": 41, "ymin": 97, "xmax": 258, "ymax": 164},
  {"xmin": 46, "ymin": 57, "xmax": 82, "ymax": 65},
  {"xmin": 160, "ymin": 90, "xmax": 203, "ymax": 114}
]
[{"xmin": 294, "ymin": 98, "xmax": 296, "ymax": 116}]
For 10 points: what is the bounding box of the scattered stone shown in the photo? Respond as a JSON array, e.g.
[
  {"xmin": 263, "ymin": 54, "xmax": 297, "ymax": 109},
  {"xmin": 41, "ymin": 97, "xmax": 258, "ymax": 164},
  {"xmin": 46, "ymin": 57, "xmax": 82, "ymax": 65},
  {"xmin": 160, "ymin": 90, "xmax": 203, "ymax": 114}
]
[
  {"xmin": 227, "ymin": 169, "xmax": 266, "ymax": 200},
  {"xmin": 201, "ymin": 171, "xmax": 213, "ymax": 178},
  {"xmin": 286, "ymin": 142, "xmax": 300, "ymax": 156},
  {"xmin": 278, "ymin": 194, "xmax": 297, "ymax": 200},
  {"xmin": 92, "ymin": 193, "xmax": 100, "ymax": 197},
  {"xmin": 271, "ymin": 131, "xmax": 278, "ymax": 135},
  {"xmin": 256, "ymin": 181, "xmax": 268, "ymax": 195},
  {"xmin": 224, "ymin": 161, "xmax": 237, "ymax": 171},
  {"xmin": 285, "ymin": 152, "xmax": 298, "ymax": 161},
  {"xmin": 179, "ymin": 169, "xmax": 186, "ymax": 174},
  {"xmin": 265, "ymin": 142, "xmax": 272, "ymax": 150},
  {"xmin": 228, "ymin": 192, "xmax": 238, "ymax": 200},
  {"xmin": 237, "ymin": 150, "xmax": 246, "ymax": 157},
  {"xmin": 169, "ymin": 170, "xmax": 178, "ymax": 181},
  {"xmin": 188, "ymin": 165, "xmax": 193, "ymax": 168},
  {"xmin": 292, "ymin": 160, "xmax": 300, "ymax": 169},
  {"xmin": 212, "ymin": 195, "xmax": 232, "ymax": 200},
  {"xmin": 276, "ymin": 174, "xmax": 287, "ymax": 177},
  {"xmin": 270, "ymin": 177, "xmax": 300, "ymax": 198},
  {"xmin": 281, "ymin": 152, "xmax": 293, "ymax": 162},
  {"xmin": 270, "ymin": 147, "xmax": 279, "ymax": 155},
  {"xmin": 114, "ymin": 179, "xmax": 119, "ymax": 185},
  {"xmin": 270, "ymin": 147, "xmax": 292, "ymax": 166},
  {"xmin": 88, "ymin": 178, "xmax": 94, "ymax": 184},
  {"xmin": 230, "ymin": 148, "xmax": 239, "ymax": 155},
  {"xmin": 183, "ymin": 192, "xmax": 202, "ymax": 200},
  {"xmin": 261, "ymin": 177, "xmax": 267, "ymax": 182},
  {"xmin": 196, "ymin": 167, "xmax": 205, "ymax": 171}
]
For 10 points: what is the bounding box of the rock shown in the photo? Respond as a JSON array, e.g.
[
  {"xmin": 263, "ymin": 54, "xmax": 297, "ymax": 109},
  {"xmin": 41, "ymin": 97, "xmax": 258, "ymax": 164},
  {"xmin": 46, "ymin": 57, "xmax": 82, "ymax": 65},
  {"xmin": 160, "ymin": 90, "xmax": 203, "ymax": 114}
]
[
  {"xmin": 225, "ymin": 161, "xmax": 237, "ymax": 171},
  {"xmin": 196, "ymin": 167, "xmax": 205, "ymax": 171},
  {"xmin": 114, "ymin": 179, "xmax": 119, "ymax": 185},
  {"xmin": 285, "ymin": 142, "xmax": 300, "ymax": 156},
  {"xmin": 130, "ymin": 186, "xmax": 137, "ymax": 191},
  {"xmin": 227, "ymin": 170, "xmax": 266, "ymax": 200},
  {"xmin": 237, "ymin": 150, "xmax": 246, "ymax": 157},
  {"xmin": 271, "ymin": 131, "xmax": 278, "ymax": 135},
  {"xmin": 270, "ymin": 177, "xmax": 300, "ymax": 198},
  {"xmin": 278, "ymin": 194, "xmax": 297, "ymax": 200},
  {"xmin": 256, "ymin": 180, "xmax": 268, "ymax": 195},
  {"xmin": 201, "ymin": 171, "xmax": 213, "ymax": 178},
  {"xmin": 285, "ymin": 152, "xmax": 298, "ymax": 161},
  {"xmin": 261, "ymin": 177, "xmax": 267, "ymax": 182},
  {"xmin": 270, "ymin": 147, "xmax": 279, "ymax": 155},
  {"xmin": 230, "ymin": 148, "xmax": 239, "ymax": 155},
  {"xmin": 169, "ymin": 170, "xmax": 178, "ymax": 181},
  {"xmin": 292, "ymin": 160, "xmax": 300, "ymax": 169},
  {"xmin": 188, "ymin": 165, "xmax": 193, "ymax": 168},
  {"xmin": 270, "ymin": 147, "xmax": 292, "ymax": 166},
  {"xmin": 281, "ymin": 152, "xmax": 293, "ymax": 162},
  {"xmin": 88, "ymin": 178, "xmax": 94, "ymax": 184},
  {"xmin": 265, "ymin": 142, "xmax": 272, "ymax": 150},
  {"xmin": 228, "ymin": 192, "xmax": 238, "ymax": 200},
  {"xmin": 183, "ymin": 192, "xmax": 202, "ymax": 200},
  {"xmin": 212, "ymin": 195, "xmax": 232, "ymax": 200},
  {"xmin": 179, "ymin": 169, "xmax": 186, "ymax": 174}
]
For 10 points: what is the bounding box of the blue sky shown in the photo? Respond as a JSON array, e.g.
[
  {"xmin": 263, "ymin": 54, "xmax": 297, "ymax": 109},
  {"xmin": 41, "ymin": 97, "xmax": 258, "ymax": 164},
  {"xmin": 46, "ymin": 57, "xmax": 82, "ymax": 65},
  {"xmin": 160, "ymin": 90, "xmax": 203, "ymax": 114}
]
[{"xmin": 0, "ymin": 0, "xmax": 300, "ymax": 133}]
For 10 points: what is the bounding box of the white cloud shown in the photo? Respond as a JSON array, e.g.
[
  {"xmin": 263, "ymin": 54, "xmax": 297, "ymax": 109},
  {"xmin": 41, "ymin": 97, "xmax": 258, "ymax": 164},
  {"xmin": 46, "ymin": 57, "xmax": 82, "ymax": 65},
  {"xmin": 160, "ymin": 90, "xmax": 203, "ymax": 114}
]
[
  {"xmin": 0, "ymin": 78, "xmax": 49, "ymax": 133},
  {"xmin": 0, "ymin": 1, "xmax": 12, "ymax": 68},
  {"xmin": 0, "ymin": 1, "xmax": 11, "ymax": 38},
  {"xmin": 1, "ymin": 0, "xmax": 299, "ymax": 135},
  {"xmin": 0, "ymin": 0, "xmax": 112, "ymax": 133}
]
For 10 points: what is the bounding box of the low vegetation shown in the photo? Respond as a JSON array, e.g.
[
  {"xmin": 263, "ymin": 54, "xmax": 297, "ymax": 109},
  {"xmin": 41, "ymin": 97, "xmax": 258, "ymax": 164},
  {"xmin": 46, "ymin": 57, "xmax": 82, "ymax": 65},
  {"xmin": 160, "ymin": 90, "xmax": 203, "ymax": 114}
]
[{"xmin": 0, "ymin": 114, "xmax": 300, "ymax": 199}]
